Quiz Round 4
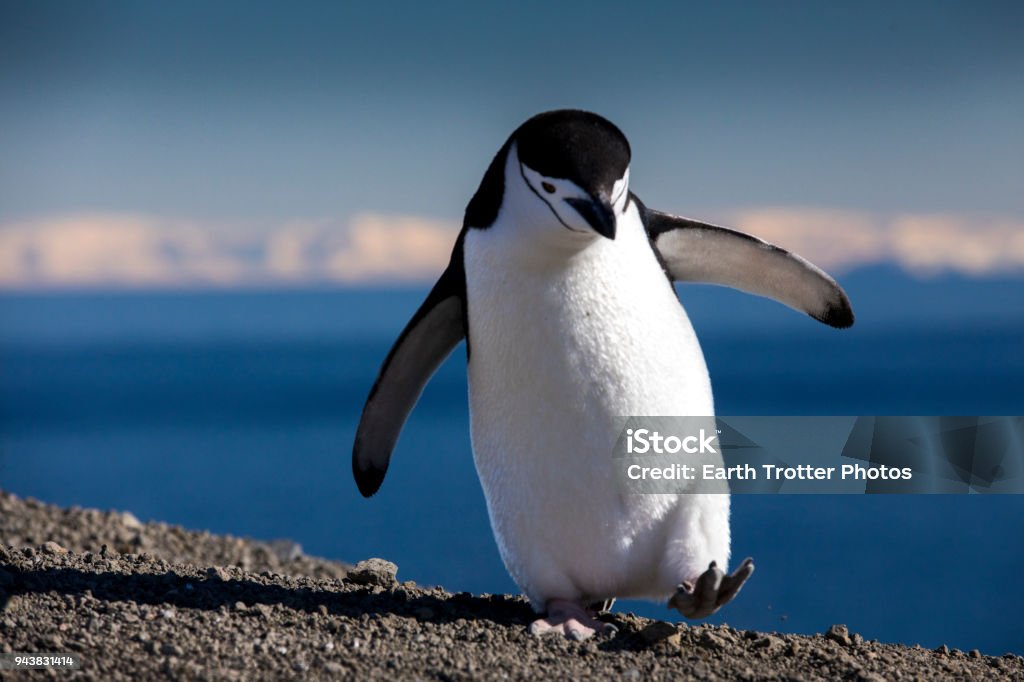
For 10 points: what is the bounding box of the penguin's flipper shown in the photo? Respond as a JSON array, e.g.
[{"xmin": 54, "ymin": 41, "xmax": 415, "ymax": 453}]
[
  {"xmin": 352, "ymin": 260, "xmax": 466, "ymax": 497},
  {"xmin": 642, "ymin": 204, "xmax": 854, "ymax": 328}
]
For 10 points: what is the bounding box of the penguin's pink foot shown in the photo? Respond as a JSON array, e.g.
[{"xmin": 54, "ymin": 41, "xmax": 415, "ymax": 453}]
[
  {"xmin": 669, "ymin": 557, "xmax": 755, "ymax": 619},
  {"xmin": 528, "ymin": 599, "xmax": 617, "ymax": 641}
]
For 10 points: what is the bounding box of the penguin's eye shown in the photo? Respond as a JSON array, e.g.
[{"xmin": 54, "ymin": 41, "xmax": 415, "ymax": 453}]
[{"xmin": 541, "ymin": 181, "xmax": 556, "ymax": 194}]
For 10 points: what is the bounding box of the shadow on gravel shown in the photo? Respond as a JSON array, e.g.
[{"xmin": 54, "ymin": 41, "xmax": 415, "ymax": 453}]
[
  {"xmin": 0, "ymin": 561, "xmax": 755, "ymax": 658},
  {"xmin": 2, "ymin": 564, "xmax": 535, "ymax": 628},
  {"xmin": 1, "ymin": 564, "xmax": 710, "ymax": 653}
]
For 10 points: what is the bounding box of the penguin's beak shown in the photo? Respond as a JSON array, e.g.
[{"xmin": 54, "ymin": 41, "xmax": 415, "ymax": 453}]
[{"xmin": 565, "ymin": 195, "xmax": 616, "ymax": 240}]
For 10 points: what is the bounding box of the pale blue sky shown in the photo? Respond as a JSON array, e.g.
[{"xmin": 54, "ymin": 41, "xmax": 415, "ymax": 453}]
[{"xmin": 1, "ymin": 1, "xmax": 1022, "ymax": 224}]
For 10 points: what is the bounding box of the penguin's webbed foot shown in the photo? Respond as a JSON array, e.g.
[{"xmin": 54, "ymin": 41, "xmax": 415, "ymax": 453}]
[
  {"xmin": 528, "ymin": 599, "xmax": 617, "ymax": 641},
  {"xmin": 668, "ymin": 557, "xmax": 754, "ymax": 619}
]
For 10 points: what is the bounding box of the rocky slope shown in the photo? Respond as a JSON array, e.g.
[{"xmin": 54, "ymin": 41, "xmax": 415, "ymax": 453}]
[{"xmin": 1, "ymin": 491, "xmax": 1020, "ymax": 680}]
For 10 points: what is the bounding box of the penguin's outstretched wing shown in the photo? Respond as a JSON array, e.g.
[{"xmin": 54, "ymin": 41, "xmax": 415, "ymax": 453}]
[
  {"xmin": 640, "ymin": 199, "xmax": 854, "ymax": 328},
  {"xmin": 352, "ymin": 255, "xmax": 466, "ymax": 497}
]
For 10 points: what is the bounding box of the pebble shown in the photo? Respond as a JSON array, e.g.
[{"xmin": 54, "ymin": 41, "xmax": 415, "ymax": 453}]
[
  {"xmin": 826, "ymin": 623, "xmax": 853, "ymax": 647},
  {"xmin": 700, "ymin": 631, "xmax": 729, "ymax": 652},
  {"xmin": 753, "ymin": 635, "xmax": 782, "ymax": 650},
  {"xmin": 207, "ymin": 566, "xmax": 231, "ymax": 581},
  {"xmin": 42, "ymin": 541, "xmax": 67, "ymax": 555},
  {"xmin": 347, "ymin": 558, "xmax": 399, "ymax": 587},
  {"xmin": 639, "ymin": 621, "xmax": 679, "ymax": 645},
  {"xmin": 159, "ymin": 643, "xmax": 184, "ymax": 657},
  {"xmin": 858, "ymin": 673, "xmax": 886, "ymax": 682}
]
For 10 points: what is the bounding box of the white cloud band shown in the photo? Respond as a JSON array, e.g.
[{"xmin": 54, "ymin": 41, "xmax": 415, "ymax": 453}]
[{"xmin": 1, "ymin": 208, "xmax": 1022, "ymax": 288}]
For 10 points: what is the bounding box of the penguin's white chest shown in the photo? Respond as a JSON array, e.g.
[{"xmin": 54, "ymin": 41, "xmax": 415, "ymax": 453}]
[{"xmin": 462, "ymin": 205, "xmax": 724, "ymax": 606}]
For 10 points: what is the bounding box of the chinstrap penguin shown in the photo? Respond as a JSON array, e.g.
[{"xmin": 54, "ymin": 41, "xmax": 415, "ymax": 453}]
[{"xmin": 353, "ymin": 110, "xmax": 854, "ymax": 639}]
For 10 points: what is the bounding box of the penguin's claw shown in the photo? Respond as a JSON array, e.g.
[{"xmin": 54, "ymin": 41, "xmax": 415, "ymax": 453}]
[
  {"xmin": 668, "ymin": 557, "xmax": 754, "ymax": 619},
  {"xmin": 529, "ymin": 599, "xmax": 617, "ymax": 641}
]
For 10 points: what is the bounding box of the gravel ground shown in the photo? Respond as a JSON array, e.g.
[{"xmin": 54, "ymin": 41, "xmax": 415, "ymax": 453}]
[{"xmin": 1, "ymin": 491, "xmax": 1021, "ymax": 680}]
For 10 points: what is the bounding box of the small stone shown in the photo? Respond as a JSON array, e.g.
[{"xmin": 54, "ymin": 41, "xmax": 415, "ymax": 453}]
[
  {"xmin": 42, "ymin": 541, "xmax": 67, "ymax": 555},
  {"xmin": 207, "ymin": 566, "xmax": 230, "ymax": 581},
  {"xmin": 826, "ymin": 623, "xmax": 853, "ymax": 647},
  {"xmin": 160, "ymin": 609, "xmax": 175, "ymax": 620},
  {"xmin": 858, "ymin": 673, "xmax": 886, "ymax": 682},
  {"xmin": 754, "ymin": 635, "xmax": 782, "ymax": 650},
  {"xmin": 268, "ymin": 539, "xmax": 303, "ymax": 562},
  {"xmin": 347, "ymin": 558, "xmax": 398, "ymax": 587},
  {"xmin": 969, "ymin": 649, "xmax": 981, "ymax": 659},
  {"xmin": 121, "ymin": 511, "xmax": 144, "ymax": 529},
  {"xmin": 699, "ymin": 631, "xmax": 729, "ymax": 651},
  {"xmin": 233, "ymin": 601, "xmax": 247, "ymax": 612},
  {"xmin": 160, "ymin": 643, "xmax": 184, "ymax": 656},
  {"xmin": 639, "ymin": 621, "xmax": 679, "ymax": 645},
  {"xmin": 324, "ymin": 662, "xmax": 345, "ymax": 674},
  {"xmin": 935, "ymin": 644, "xmax": 950, "ymax": 655},
  {"xmin": 787, "ymin": 641, "xmax": 802, "ymax": 656}
]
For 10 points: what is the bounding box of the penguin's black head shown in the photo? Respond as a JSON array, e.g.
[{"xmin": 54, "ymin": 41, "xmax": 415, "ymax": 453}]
[
  {"xmin": 464, "ymin": 110, "xmax": 632, "ymax": 240},
  {"xmin": 513, "ymin": 110, "xmax": 631, "ymax": 240}
]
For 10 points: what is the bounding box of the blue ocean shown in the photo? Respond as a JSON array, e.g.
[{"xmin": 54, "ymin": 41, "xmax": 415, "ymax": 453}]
[{"xmin": 2, "ymin": 266, "xmax": 1022, "ymax": 655}]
